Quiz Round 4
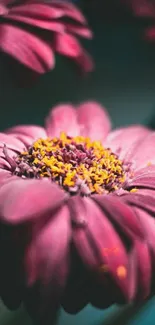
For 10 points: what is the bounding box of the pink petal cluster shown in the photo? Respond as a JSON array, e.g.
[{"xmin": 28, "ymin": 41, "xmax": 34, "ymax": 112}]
[
  {"xmin": 1, "ymin": 102, "xmax": 155, "ymax": 324},
  {"xmin": 0, "ymin": 0, "xmax": 93, "ymax": 76}
]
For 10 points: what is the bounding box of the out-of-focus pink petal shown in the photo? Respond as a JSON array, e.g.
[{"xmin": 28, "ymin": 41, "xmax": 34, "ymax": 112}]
[
  {"xmin": 130, "ymin": 132, "xmax": 155, "ymax": 170},
  {"xmin": 0, "ymin": 178, "xmax": 67, "ymax": 224},
  {"xmin": 74, "ymin": 49, "xmax": 94, "ymax": 72},
  {"xmin": 0, "ymin": 132, "xmax": 26, "ymax": 151},
  {"xmin": 45, "ymin": 104, "xmax": 79, "ymax": 137},
  {"xmin": 24, "ymin": 205, "xmax": 71, "ymax": 324},
  {"xmin": 10, "ymin": 3, "xmax": 65, "ymax": 19},
  {"xmin": 0, "ymin": 3, "xmax": 8, "ymax": 15},
  {"xmin": 6, "ymin": 125, "xmax": 47, "ymax": 142},
  {"xmin": 128, "ymin": 0, "xmax": 155, "ymax": 17},
  {"xmin": 71, "ymin": 196, "xmax": 134, "ymax": 302},
  {"xmin": 145, "ymin": 26, "xmax": 155, "ymax": 41},
  {"xmin": 54, "ymin": 33, "xmax": 81, "ymax": 57},
  {"xmin": 65, "ymin": 24, "xmax": 93, "ymax": 38},
  {"xmin": 77, "ymin": 101, "xmax": 111, "ymax": 142},
  {"xmin": 105, "ymin": 125, "xmax": 150, "ymax": 162},
  {"xmin": 51, "ymin": 0, "xmax": 87, "ymax": 24},
  {"xmin": 7, "ymin": 2, "xmax": 65, "ymax": 32},
  {"xmin": 0, "ymin": 24, "xmax": 55, "ymax": 73},
  {"xmin": 7, "ymin": 13, "xmax": 65, "ymax": 32}
]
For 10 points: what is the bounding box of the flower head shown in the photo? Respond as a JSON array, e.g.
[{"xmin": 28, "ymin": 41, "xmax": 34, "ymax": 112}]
[
  {"xmin": 0, "ymin": 0, "xmax": 93, "ymax": 76},
  {"xmin": 0, "ymin": 101, "xmax": 155, "ymax": 323}
]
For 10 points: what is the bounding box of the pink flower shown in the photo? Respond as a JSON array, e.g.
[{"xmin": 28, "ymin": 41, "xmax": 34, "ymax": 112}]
[
  {"xmin": 0, "ymin": 0, "xmax": 93, "ymax": 77},
  {"xmin": 1, "ymin": 101, "xmax": 155, "ymax": 323}
]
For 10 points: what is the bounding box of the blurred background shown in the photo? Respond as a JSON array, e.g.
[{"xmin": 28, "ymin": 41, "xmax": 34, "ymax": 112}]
[{"xmin": 0, "ymin": 0, "xmax": 155, "ymax": 324}]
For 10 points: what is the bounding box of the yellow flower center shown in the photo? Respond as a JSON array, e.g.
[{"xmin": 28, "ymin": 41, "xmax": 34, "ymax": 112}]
[{"xmin": 15, "ymin": 132, "xmax": 127, "ymax": 195}]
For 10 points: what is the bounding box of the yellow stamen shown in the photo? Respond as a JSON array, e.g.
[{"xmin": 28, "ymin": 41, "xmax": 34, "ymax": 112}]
[{"xmin": 19, "ymin": 132, "xmax": 126, "ymax": 195}]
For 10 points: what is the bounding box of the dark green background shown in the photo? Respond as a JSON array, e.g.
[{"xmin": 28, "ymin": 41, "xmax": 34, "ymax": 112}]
[{"xmin": 0, "ymin": 17, "xmax": 155, "ymax": 325}]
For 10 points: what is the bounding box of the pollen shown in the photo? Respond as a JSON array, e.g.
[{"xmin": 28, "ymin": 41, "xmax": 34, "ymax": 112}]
[
  {"xmin": 116, "ymin": 266, "xmax": 127, "ymax": 279},
  {"xmin": 14, "ymin": 132, "xmax": 127, "ymax": 195}
]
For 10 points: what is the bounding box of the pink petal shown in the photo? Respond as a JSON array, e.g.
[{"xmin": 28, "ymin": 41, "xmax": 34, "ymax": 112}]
[
  {"xmin": 45, "ymin": 104, "xmax": 79, "ymax": 137},
  {"xmin": 75, "ymin": 49, "xmax": 94, "ymax": 72},
  {"xmin": 7, "ymin": 133, "xmax": 34, "ymax": 147},
  {"xmin": 6, "ymin": 125, "xmax": 47, "ymax": 142},
  {"xmin": 65, "ymin": 24, "xmax": 93, "ymax": 39},
  {"xmin": 0, "ymin": 132, "xmax": 26, "ymax": 152},
  {"xmin": 77, "ymin": 101, "xmax": 111, "ymax": 142},
  {"xmin": 133, "ymin": 165, "xmax": 155, "ymax": 178},
  {"xmin": 7, "ymin": 13, "xmax": 65, "ymax": 32},
  {"xmin": 0, "ymin": 178, "xmax": 67, "ymax": 224},
  {"xmin": 54, "ymin": 33, "xmax": 81, "ymax": 57},
  {"xmin": 0, "ymin": 24, "xmax": 55, "ymax": 73},
  {"xmin": 24, "ymin": 204, "xmax": 71, "ymax": 324},
  {"xmin": 0, "ymin": 169, "xmax": 12, "ymax": 184},
  {"xmin": 131, "ymin": 132, "xmax": 155, "ymax": 170},
  {"xmin": 10, "ymin": 3, "xmax": 65, "ymax": 19},
  {"xmin": 71, "ymin": 196, "xmax": 134, "ymax": 301},
  {"xmin": 0, "ymin": 3, "xmax": 8, "ymax": 15},
  {"xmin": 51, "ymin": 0, "xmax": 87, "ymax": 24},
  {"xmin": 127, "ymin": 173, "xmax": 155, "ymax": 190},
  {"xmin": 104, "ymin": 125, "xmax": 150, "ymax": 162}
]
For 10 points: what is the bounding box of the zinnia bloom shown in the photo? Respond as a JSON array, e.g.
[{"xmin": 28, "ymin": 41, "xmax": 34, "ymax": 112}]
[
  {"xmin": 1, "ymin": 101, "xmax": 155, "ymax": 324},
  {"xmin": 0, "ymin": 0, "xmax": 93, "ymax": 76}
]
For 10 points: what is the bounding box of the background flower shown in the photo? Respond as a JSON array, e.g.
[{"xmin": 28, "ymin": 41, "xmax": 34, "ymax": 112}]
[{"xmin": 0, "ymin": 0, "xmax": 93, "ymax": 79}]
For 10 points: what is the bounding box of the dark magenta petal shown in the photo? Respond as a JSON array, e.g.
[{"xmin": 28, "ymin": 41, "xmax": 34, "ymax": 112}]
[
  {"xmin": 24, "ymin": 205, "xmax": 71, "ymax": 325},
  {"xmin": 133, "ymin": 240, "xmax": 151, "ymax": 301},
  {"xmin": 123, "ymin": 192, "xmax": 155, "ymax": 255},
  {"xmin": 0, "ymin": 178, "xmax": 66, "ymax": 224},
  {"xmin": 93, "ymin": 194, "xmax": 144, "ymax": 240},
  {"xmin": 0, "ymin": 24, "xmax": 55, "ymax": 73},
  {"xmin": 71, "ymin": 196, "xmax": 134, "ymax": 302},
  {"xmin": 77, "ymin": 101, "xmax": 111, "ymax": 142}
]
